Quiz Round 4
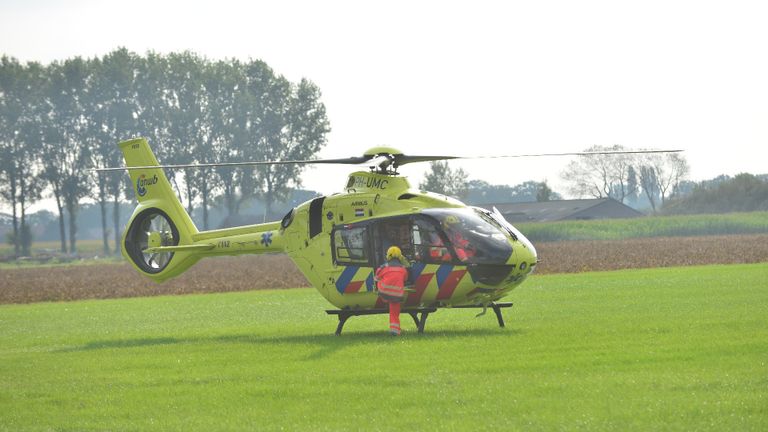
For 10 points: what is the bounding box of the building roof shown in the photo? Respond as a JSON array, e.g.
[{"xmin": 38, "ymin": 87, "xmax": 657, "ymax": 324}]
[{"xmin": 474, "ymin": 198, "xmax": 643, "ymax": 223}]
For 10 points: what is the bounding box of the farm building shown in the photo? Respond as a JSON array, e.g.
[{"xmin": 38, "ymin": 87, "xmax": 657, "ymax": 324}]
[{"xmin": 475, "ymin": 198, "xmax": 643, "ymax": 223}]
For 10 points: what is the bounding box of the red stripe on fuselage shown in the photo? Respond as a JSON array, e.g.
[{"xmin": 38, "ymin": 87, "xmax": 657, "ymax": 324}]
[
  {"xmin": 405, "ymin": 273, "xmax": 434, "ymax": 306},
  {"xmin": 436, "ymin": 270, "xmax": 467, "ymax": 300},
  {"xmin": 344, "ymin": 281, "xmax": 364, "ymax": 294}
]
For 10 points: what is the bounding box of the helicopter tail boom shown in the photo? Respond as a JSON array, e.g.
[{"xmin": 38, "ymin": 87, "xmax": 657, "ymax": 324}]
[{"xmin": 118, "ymin": 138, "xmax": 287, "ymax": 283}]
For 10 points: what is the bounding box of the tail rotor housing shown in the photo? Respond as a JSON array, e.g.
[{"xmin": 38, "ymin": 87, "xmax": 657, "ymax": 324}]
[{"xmin": 124, "ymin": 208, "xmax": 180, "ymax": 274}]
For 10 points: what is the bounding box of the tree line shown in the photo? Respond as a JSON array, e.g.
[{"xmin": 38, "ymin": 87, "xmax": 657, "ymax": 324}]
[
  {"xmin": 421, "ymin": 150, "xmax": 768, "ymax": 215},
  {"xmin": 418, "ymin": 161, "xmax": 562, "ymax": 204},
  {"xmin": 559, "ymin": 145, "xmax": 690, "ymax": 213},
  {"xmin": 664, "ymin": 173, "xmax": 768, "ymax": 214},
  {"xmin": 0, "ymin": 49, "xmax": 330, "ymax": 258},
  {"xmin": 419, "ymin": 145, "xmax": 690, "ymax": 211}
]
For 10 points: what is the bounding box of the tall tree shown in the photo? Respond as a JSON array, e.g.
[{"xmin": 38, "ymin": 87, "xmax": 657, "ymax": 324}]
[
  {"xmin": 0, "ymin": 57, "xmax": 45, "ymax": 256},
  {"xmin": 0, "ymin": 56, "xmax": 23, "ymax": 256},
  {"xmin": 211, "ymin": 60, "xmax": 255, "ymax": 220},
  {"xmin": 419, "ymin": 161, "xmax": 469, "ymax": 200},
  {"xmin": 42, "ymin": 57, "xmax": 94, "ymax": 254},
  {"xmin": 90, "ymin": 48, "xmax": 141, "ymax": 255},
  {"xmin": 163, "ymin": 52, "xmax": 208, "ymax": 216},
  {"xmin": 232, "ymin": 62, "xmax": 330, "ymax": 222},
  {"xmin": 625, "ymin": 165, "xmax": 639, "ymax": 206},
  {"xmin": 14, "ymin": 62, "xmax": 46, "ymax": 255},
  {"xmin": 536, "ymin": 181, "xmax": 553, "ymax": 202},
  {"xmin": 560, "ymin": 144, "xmax": 635, "ymax": 202},
  {"xmin": 637, "ymin": 152, "xmax": 690, "ymax": 213},
  {"xmin": 197, "ymin": 58, "xmax": 241, "ymax": 229},
  {"xmin": 134, "ymin": 51, "xmax": 171, "ymax": 153}
]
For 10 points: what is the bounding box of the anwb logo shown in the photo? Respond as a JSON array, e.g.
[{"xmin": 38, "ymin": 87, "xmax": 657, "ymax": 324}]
[{"xmin": 136, "ymin": 174, "xmax": 159, "ymax": 197}]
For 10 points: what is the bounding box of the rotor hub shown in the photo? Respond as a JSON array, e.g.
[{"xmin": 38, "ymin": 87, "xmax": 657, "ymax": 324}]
[{"xmin": 363, "ymin": 147, "xmax": 404, "ymax": 174}]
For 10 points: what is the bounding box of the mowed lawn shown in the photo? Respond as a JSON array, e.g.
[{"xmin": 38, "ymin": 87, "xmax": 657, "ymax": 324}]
[{"xmin": 0, "ymin": 264, "xmax": 766, "ymax": 431}]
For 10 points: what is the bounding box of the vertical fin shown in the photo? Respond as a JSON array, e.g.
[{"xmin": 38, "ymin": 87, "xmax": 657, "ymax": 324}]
[{"xmin": 119, "ymin": 137, "xmax": 198, "ymax": 237}]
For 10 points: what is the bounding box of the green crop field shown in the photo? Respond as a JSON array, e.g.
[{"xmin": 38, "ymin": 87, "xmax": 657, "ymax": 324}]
[
  {"xmin": 517, "ymin": 211, "xmax": 768, "ymax": 242},
  {"xmin": 0, "ymin": 239, "xmax": 110, "ymax": 257},
  {"xmin": 1, "ymin": 264, "xmax": 766, "ymax": 431}
]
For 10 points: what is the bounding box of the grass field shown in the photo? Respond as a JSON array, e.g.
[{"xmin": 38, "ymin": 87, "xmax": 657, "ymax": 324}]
[
  {"xmin": 517, "ymin": 211, "xmax": 768, "ymax": 242},
  {"xmin": 1, "ymin": 264, "xmax": 766, "ymax": 431}
]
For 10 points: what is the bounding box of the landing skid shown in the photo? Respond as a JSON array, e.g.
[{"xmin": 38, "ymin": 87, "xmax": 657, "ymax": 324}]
[{"xmin": 325, "ymin": 302, "xmax": 513, "ymax": 335}]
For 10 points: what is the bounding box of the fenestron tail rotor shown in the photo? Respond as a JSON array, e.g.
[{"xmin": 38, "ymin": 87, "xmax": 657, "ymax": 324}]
[{"xmin": 125, "ymin": 209, "xmax": 180, "ymax": 274}]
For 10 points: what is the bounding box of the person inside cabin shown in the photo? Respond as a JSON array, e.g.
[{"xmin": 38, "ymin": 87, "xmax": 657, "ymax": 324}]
[
  {"xmin": 427, "ymin": 229, "xmax": 452, "ymax": 262},
  {"xmin": 441, "ymin": 215, "xmax": 476, "ymax": 262},
  {"xmin": 382, "ymin": 225, "xmax": 410, "ymax": 267},
  {"xmin": 375, "ymin": 246, "xmax": 409, "ymax": 336}
]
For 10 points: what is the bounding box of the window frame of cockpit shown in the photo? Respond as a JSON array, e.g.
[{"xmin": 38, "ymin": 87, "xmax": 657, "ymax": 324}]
[
  {"xmin": 331, "ymin": 223, "xmax": 373, "ymax": 266},
  {"xmin": 422, "ymin": 207, "xmax": 514, "ymax": 265}
]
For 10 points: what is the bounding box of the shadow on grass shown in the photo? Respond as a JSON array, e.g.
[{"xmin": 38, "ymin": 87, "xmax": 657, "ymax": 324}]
[{"xmin": 56, "ymin": 327, "xmax": 523, "ymax": 360}]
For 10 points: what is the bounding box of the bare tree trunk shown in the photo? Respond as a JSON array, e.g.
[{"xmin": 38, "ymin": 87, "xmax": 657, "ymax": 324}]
[
  {"xmin": 224, "ymin": 180, "xmax": 236, "ymax": 217},
  {"xmin": 66, "ymin": 199, "xmax": 78, "ymax": 255},
  {"xmin": 642, "ymin": 183, "xmax": 658, "ymax": 214},
  {"xmin": 201, "ymin": 182, "xmax": 209, "ymax": 230},
  {"xmin": 11, "ymin": 203, "xmax": 19, "ymax": 257},
  {"xmin": 113, "ymin": 197, "xmax": 121, "ymax": 255},
  {"xmin": 53, "ymin": 190, "xmax": 67, "ymax": 254},
  {"xmin": 171, "ymin": 174, "xmax": 184, "ymax": 203},
  {"xmin": 264, "ymin": 174, "xmax": 274, "ymax": 223},
  {"xmin": 99, "ymin": 197, "xmax": 110, "ymax": 255},
  {"xmin": 19, "ymin": 182, "xmax": 30, "ymax": 257},
  {"xmin": 185, "ymin": 185, "xmax": 194, "ymax": 217},
  {"xmin": 7, "ymin": 174, "xmax": 20, "ymax": 257}
]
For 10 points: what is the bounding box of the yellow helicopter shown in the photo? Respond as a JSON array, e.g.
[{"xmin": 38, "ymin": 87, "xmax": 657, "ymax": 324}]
[{"xmin": 103, "ymin": 137, "xmax": 679, "ymax": 334}]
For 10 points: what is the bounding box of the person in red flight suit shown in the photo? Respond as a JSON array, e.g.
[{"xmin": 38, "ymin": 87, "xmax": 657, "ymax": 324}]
[
  {"xmin": 442, "ymin": 215, "xmax": 475, "ymax": 262},
  {"xmin": 375, "ymin": 246, "xmax": 409, "ymax": 336}
]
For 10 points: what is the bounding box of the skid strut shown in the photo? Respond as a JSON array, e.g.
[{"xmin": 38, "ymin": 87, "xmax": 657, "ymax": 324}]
[{"xmin": 325, "ymin": 302, "xmax": 513, "ymax": 335}]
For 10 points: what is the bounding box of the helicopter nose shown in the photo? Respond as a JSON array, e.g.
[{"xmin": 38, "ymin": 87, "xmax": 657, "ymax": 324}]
[{"xmin": 515, "ymin": 234, "xmax": 538, "ymax": 274}]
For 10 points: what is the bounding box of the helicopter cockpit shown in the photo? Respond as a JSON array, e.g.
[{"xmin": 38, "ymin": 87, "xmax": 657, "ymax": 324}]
[{"xmin": 331, "ymin": 207, "xmax": 514, "ymax": 269}]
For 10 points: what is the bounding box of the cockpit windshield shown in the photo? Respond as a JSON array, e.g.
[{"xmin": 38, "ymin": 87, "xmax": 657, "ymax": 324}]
[{"xmin": 421, "ymin": 208, "xmax": 513, "ymax": 265}]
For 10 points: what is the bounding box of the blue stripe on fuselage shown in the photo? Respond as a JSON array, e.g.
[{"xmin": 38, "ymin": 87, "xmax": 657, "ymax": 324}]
[
  {"xmin": 436, "ymin": 264, "xmax": 453, "ymax": 289},
  {"xmin": 408, "ymin": 262, "xmax": 427, "ymax": 285},
  {"xmin": 335, "ymin": 266, "xmax": 359, "ymax": 294}
]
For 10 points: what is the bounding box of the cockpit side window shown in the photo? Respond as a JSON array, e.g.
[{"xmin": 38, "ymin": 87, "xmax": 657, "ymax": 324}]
[
  {"xmin": 412, "ymin": 217, "xmax": 456, "ymax": 264},
  {"xmin": 332, "ymin": 225, "xmax": 371, "ymax": 266},
  {"xmin": 422, "ymin": 208, "xmax": 513, "ymax": 265}
]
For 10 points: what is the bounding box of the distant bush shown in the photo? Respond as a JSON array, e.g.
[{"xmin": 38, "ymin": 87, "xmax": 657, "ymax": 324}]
[
  {"xmin": 664, "ymin": 173, "xmax": 768, "ymax": 214},
  {"xmin": 4, "ymin": 224, "xmax": 33, "ymax": 256}
]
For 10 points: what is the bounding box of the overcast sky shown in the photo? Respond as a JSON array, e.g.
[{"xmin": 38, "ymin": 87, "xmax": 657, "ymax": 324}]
[{"xmin": 2, "ymin": 0, "xmax": 767, "ymax": 202}]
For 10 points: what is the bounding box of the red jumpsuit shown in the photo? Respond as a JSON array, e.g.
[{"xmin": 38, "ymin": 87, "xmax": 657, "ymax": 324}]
[
  {"xmin": 375, "ymin": 260, "xmax": 409, "ymax": 335},
  {"xmin": 449, "ymin": 231, "xmax": 475, "ymax": 262}
]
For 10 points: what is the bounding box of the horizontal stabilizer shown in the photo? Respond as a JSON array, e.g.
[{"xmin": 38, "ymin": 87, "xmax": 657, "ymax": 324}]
[{"xmin": 142, "ymin": 244, "xmax": 215, "ymax": 254}]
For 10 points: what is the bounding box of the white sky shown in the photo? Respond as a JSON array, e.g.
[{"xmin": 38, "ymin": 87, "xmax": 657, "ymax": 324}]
[{"xmin": 2, "ymin": 0, "xmax": 768, "ymax": 205}]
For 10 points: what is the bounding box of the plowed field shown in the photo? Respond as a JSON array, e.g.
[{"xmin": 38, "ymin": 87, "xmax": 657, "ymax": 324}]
[{"xmin": 2, "ymin": 234, "xmax": 767, "ymax": 304}]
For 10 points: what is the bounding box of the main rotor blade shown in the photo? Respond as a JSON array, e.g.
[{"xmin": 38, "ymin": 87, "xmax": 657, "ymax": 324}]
[
  {"xmin": 393, "ymin": 155, "xmax": 462, "ymax": 165},
  {"xmin": 463, "ymin": 148, "xmax": 684, "ymax": 160},
  {"xmin": 93, "ymin": 148, "xmax": 683, "ymax": 172},
  {"xmin": 394, "ymin": 149, "xmax": 684, "ymax": 166},
  {"xmin": 92, "ymin": 156, "xmax": 372, "ymax": 172}
]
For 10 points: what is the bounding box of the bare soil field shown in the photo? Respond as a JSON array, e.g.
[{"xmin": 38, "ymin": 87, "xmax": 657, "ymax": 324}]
[{"xmin": 2, "ymin": 234, "xmax": 767, "ymax": 304}]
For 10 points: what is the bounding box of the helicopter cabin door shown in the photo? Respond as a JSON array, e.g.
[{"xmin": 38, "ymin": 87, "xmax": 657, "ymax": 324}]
[
  {"xmin": 331, "ymin": 222, "xmax": 376, "ymax": 295},
  {"xmin": 372, "ymin": 216, "xmax": 416, "ymax": 268}
]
